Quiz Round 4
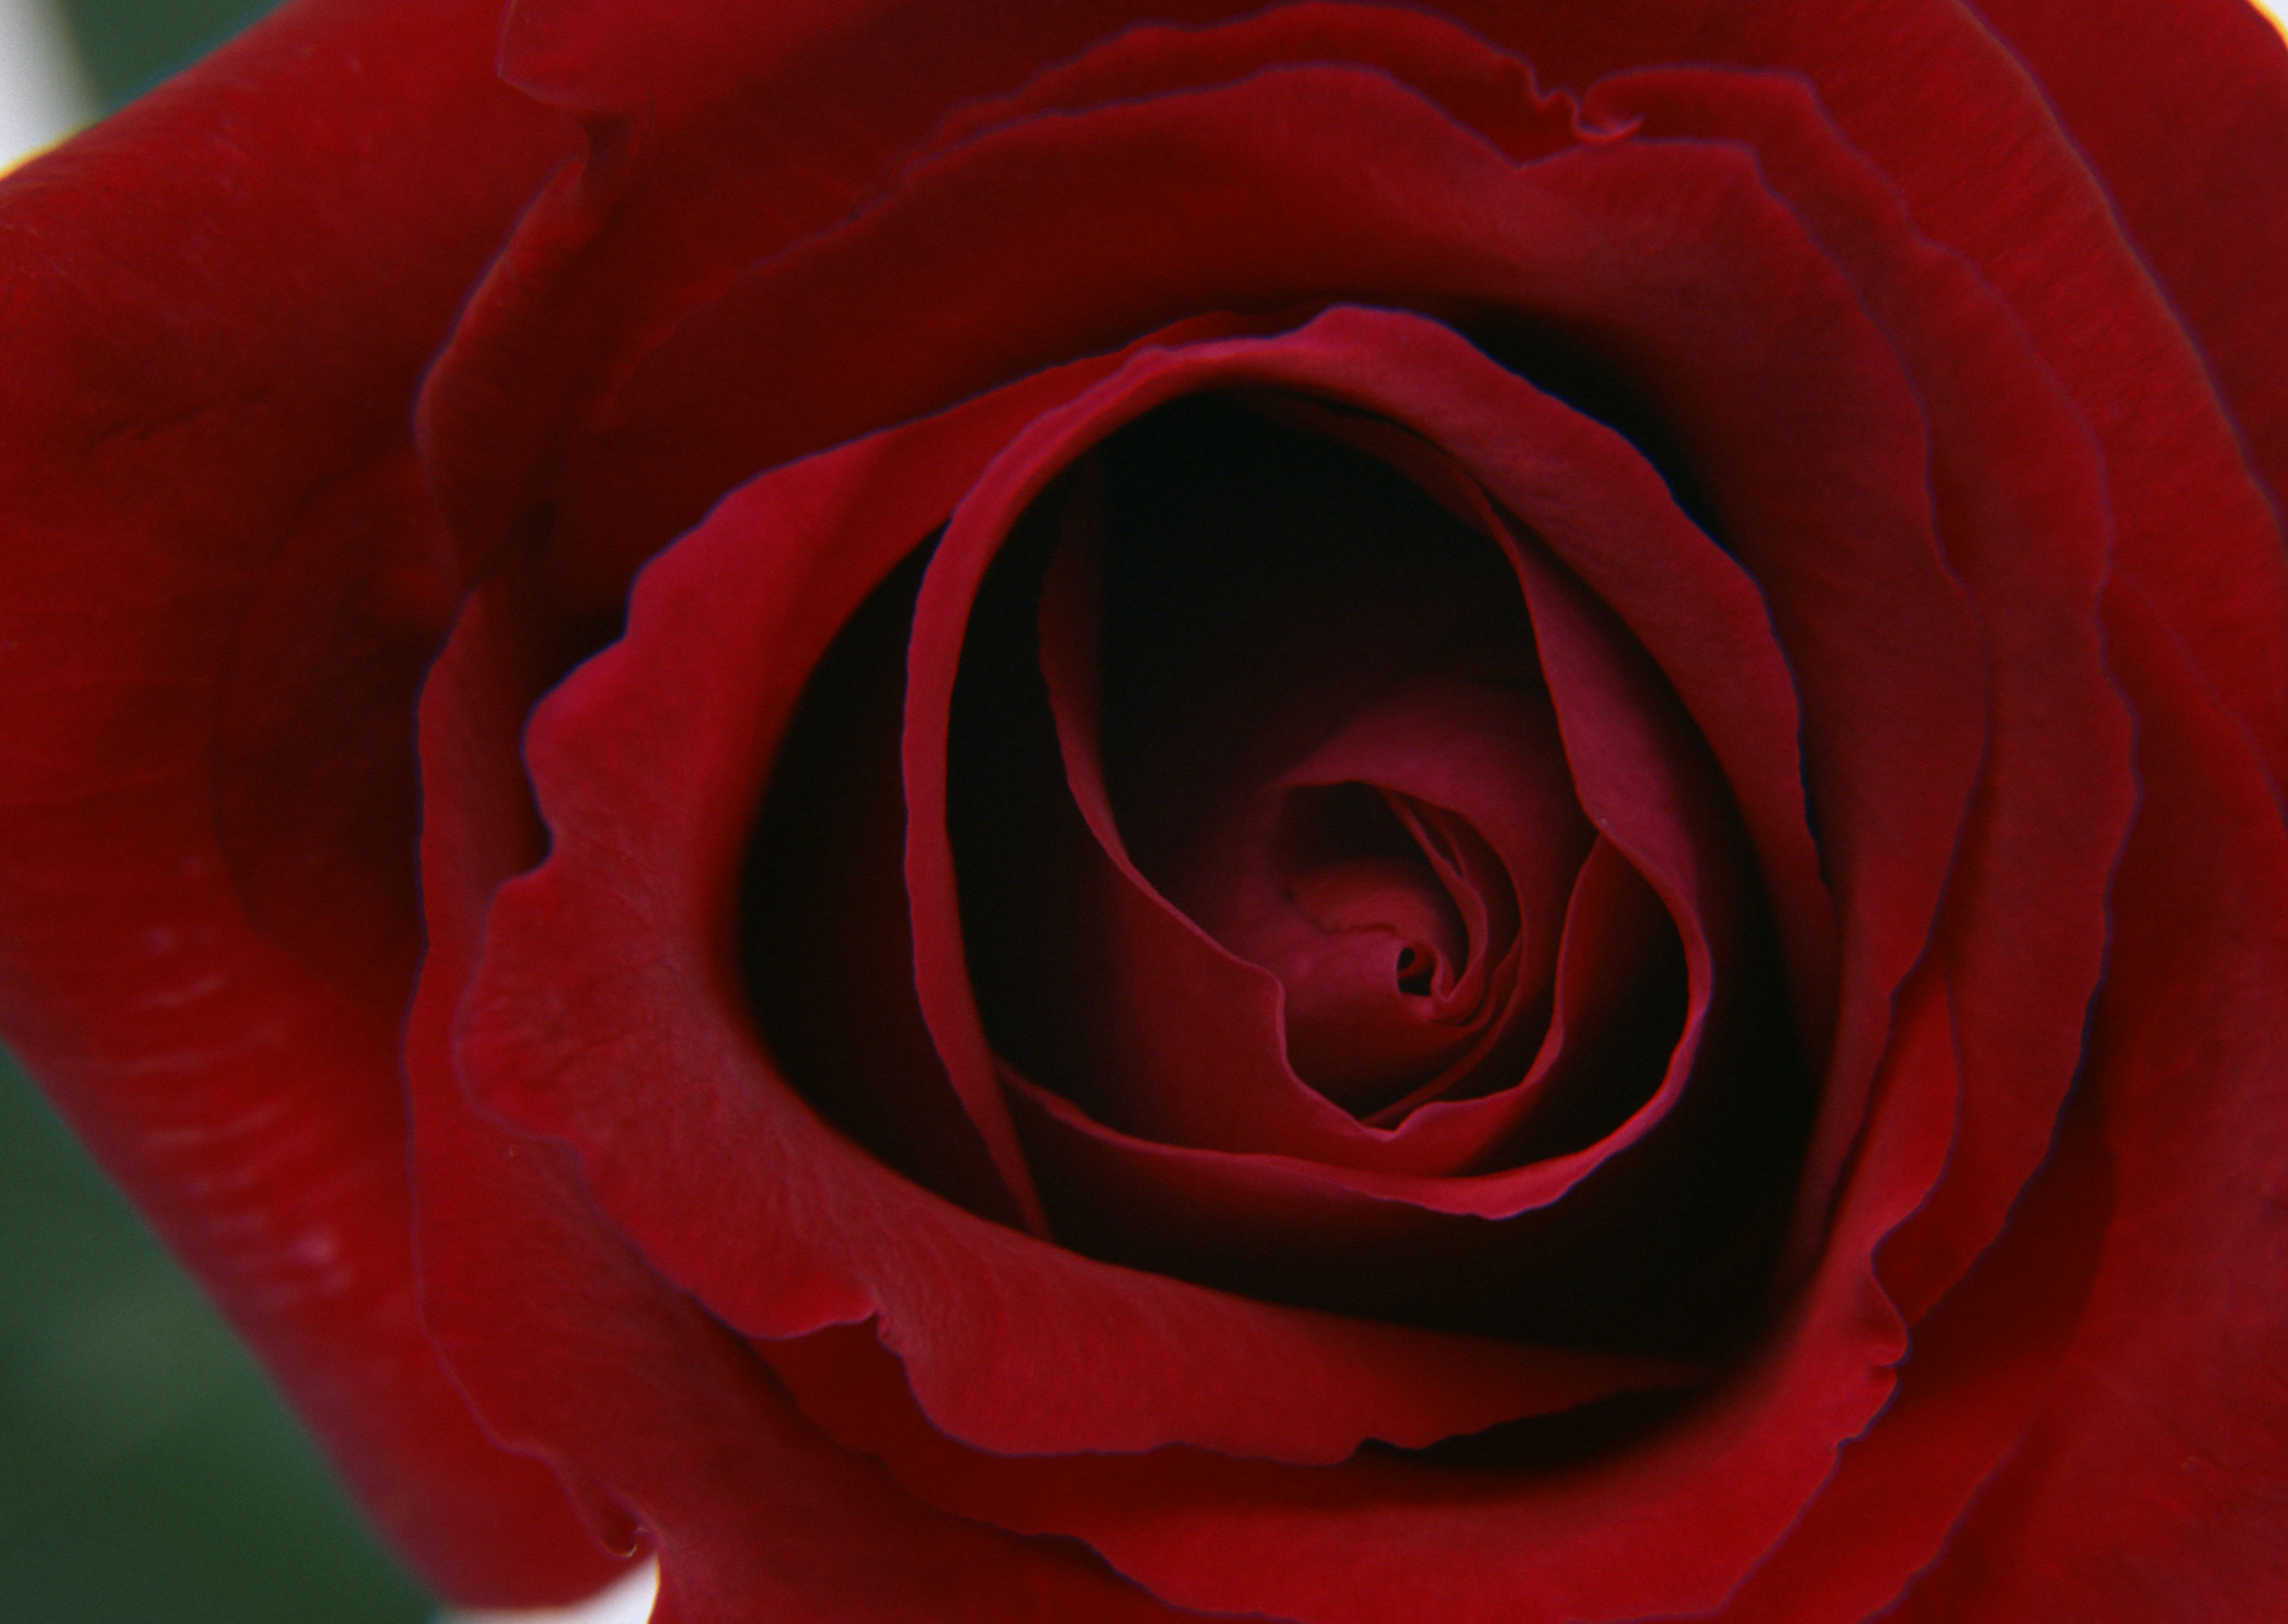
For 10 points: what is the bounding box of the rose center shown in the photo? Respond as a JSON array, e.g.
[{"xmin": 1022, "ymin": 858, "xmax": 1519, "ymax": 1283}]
[{"xmin": 1182, "ymin": 778, "xmax": 1527, "ymax": 1111}]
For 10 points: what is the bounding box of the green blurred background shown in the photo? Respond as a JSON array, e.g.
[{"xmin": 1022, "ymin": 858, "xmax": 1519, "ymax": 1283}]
[
  {"xmin": 1, "ymin": 1056, "xmax": 430, "ymax": 1622},
  {"xmin": 60, "ymin": 0, "xmax": 279, "ymax": 108},
  {"xmin": 5, "ymin": 9, "xmax": 442, "ymax": 1622}
]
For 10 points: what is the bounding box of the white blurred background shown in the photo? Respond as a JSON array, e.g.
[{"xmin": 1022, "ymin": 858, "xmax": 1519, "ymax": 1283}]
[{"xmin": 1, "ymin": 0, "xmax": 93, "ymax": 169}]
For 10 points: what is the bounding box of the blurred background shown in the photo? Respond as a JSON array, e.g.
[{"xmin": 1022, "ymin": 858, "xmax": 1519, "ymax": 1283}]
[
  {"xmin": 4, "ymin": 0, "xmax": 278, "ymax": 165},
  {"xmin": 1, "ymin": 1054, "xmax": 431, "ymax": 1622}
]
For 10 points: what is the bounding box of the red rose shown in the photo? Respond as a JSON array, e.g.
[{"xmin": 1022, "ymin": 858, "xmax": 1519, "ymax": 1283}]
[{"xmin": 4, "ymin": 1, "xmax": 2286, "ymax": 1619}]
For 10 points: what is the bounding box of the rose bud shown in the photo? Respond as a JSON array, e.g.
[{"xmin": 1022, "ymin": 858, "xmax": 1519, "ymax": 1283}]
[{"xmin": 2, "ymin": 2, "xmax": 2284, "ymax": 1620}]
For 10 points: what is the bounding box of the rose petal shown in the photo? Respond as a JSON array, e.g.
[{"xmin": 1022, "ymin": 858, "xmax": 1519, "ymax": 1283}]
[
  {"xmin": 993, "ymin": 406, "xmax": 1578, "ymax": 1157},
  {"xmin": 900, "ymin": 319, "xmax": 1785, "ymax": 1348},
  {"xmin": 973, "ymin": 508, "xmax": 1662, "ymax": 1180},
  {"xmin": 1035, "ymin": 413, "xmax": 1585, "ymax": 1113},
  {"xmin": 440, "ymin": 0, "xmax": 1617, "ymax": 603},
  {"xmin": 458, "ymin": 320, "xmax": 1686, "ymax": 1464},
  {"xmin": 1681, "ymin": 986, "xmax": 2104, "ymax": 1622},
  {"xmin": 410, "ymin": 574, "xmax": 1193, "ymax": 1624},
  {"xmin": 741, "ymin": 545, "xmax": 1029, "ymax": 1228},
  {"xmin": 428, "ymin": 0, "xmax": 1253, "ymax": 593},
  {"xmin": 524, "ymin": 67, "xmax": 1982, "ymax": 1253},
  {"xmin": 0, "ymin": 0, "xmax": 608, "ymax": 1602},
  {"xmin": 1584, "ymin": 67, "xmax": 2134, "ymax": 1323},
  {"xmin": 923, "ymin": 3, "xmax": 1585, "ymax": 163},
  {"xmin": 1974, "ymin": 0, "xmax": 2288, "ymax": 526},
  {"xmin": 1878, "ymin": 585, "xmax": 2288, "ymax": 1622},
  {"xmin": 770, "ymin": 976, "xmax": 1949, "ymax": 1622},
  {"xmin": 752, "ymin": 832, "xmax": 1972, "ymax": 1624},
  {"xmin": 461, "ymin": 0, "xmax": 2286, "ymax": 779},
  {"xmin": 1494, "ymin": 0, "xmax": 2288, "ymax": 783}
]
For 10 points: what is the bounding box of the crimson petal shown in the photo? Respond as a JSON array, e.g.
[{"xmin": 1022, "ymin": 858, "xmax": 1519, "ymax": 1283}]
[
  {"xmin": 0, "ymin": 0, "xmax": 610, "ymax": 1602},
  {"xmin": 458, "ymin": 318, "xmax": 1686, "ymax": 1466}
]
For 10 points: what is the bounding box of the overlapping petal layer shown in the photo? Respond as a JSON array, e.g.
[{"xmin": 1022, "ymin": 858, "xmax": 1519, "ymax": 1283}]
[
  {"xmin": 0, "ymin": 0, "xmax": 610, "ymax": 1600},
  {"xmin": 452, "ymin": 316, "xmax": 1703, "ymax": 1480},
  {"xmin": 422, "ymin": 6, "xmax": 2209, "ymax": 1610},
  {"xmin": 427, "ymin": 6, "xmax": 2242, "ymax": 1615},
  {"xmin": 2, "ymin": 0, "xmax": 2281, "ymax": 1619}
]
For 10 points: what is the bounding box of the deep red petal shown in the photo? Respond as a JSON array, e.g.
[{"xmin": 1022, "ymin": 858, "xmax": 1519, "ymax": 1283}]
[
  {"xmin": 425, "ymin": 0, "xmax": 1253, "ymax": 591},
  {"xmin": 1879, "ymin": 586, "xmax": 2288, "ymax": 1622},
  {"xmin": 896, "ymin": 316, "xmax": 1792, "ymax": 1394},
  {"xmin": 520, "ymin": 73, "xmax": 1979, "ymax": 1257},
  {"xmin": 987, "ymin": 515, "xmax": 1764, "ymax": 1360},
  {"xmin": 1972, "ymin": 0, "xmax": 2288, "ymax": 527},
  {"xmin": 456, "ymin": 333, "xmax": 1644, "ymax": 1465},
  {"xmin": 983, "ymin": 548, "xmax": 1665, "ymax": 1180},
  {"xmin": 425, "ymin": 2, "xmax": 1595, "ymax": 606},
  {"xmin": 1659, "ymin": 969, "xmax": 2100, "ymax": 1624},
  {"xmin": 1468, "ymin": 0, "xmax": 2288, "ymax": 782},
  {"xmin": 1589, "ymin": 57, "xmax": 2134, "ymax": 1342},
  {"xmin": 473, "ymin": 0, "xmax": 2285, "ymax": 770},
  {"xmin": 0, "ymin": 0, "xmax": 610, "ymax": 1602},
  {"xmin": 412, "ymin": 573, "xmax": 1196, "ymax": 1624},
  {"xmin": 1028, "ymin": 419, "xmax": 1575, "ymax": 1123},
  {"xmin": 765, "ymin": 980, "xmax": 1954, "ymax": 1622},
  {"xmin": 925, "ymin": 2, "xmax": 1583, "ymax": 162},
  {"xmin": 993, "ymin": 409, "xmax": 1577, "ymax": 1163}
]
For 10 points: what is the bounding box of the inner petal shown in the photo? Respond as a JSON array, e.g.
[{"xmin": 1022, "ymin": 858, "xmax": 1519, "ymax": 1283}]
[
  {"xmin": 1081, "ymin": 396, "xmax": 1588, "ymax": 1118},
  {"xmin": 1211, "ymin": 781, "xmax": 1481, "ymax": 1109}
]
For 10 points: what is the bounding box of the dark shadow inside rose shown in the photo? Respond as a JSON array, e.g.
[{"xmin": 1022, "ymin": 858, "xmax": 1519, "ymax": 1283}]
[
  {"xmin": 1364, "ymin": 1383, "xmax": 1708, "ymax": 1474},
  {"xmin": 740, "ymin": 540, "xmax": 1034, "ymax": 1232},
  {"xmin": 1450, "ymin": 308, "xmax": 1840, "ymax": 894},
  {"xmin": 742, "ymin": 392, "xmax": 1813, "ymax": 1370},
  {"xmin": 1056, "ymin": 397, "xmax": 1595, "ymax": 1121},
  {"xmin": 1453, "ymin": 308, "xmax": 1723, "ymax": 548},
  {"xmin": 1085, "ymin": 400, "xmax": 1538, "ymax": 904}
]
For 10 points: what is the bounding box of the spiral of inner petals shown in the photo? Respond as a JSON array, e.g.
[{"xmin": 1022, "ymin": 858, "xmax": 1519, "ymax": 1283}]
[
  {"xmin": 1070, "ymin": 398, "xmax": 1592, "ymax": 1121},
  {"xmin": 1166, "ymin": 662, "xmax": 1588, "ymax": 1116}
]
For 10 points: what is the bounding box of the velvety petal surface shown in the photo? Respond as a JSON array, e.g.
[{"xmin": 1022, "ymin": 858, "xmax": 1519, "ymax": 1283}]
[
  {"xmin": 1878, "ymin": 586, "xmax": 2288, "ymax": 1621},
  {"xmin": 473, "ymin": 0, "xmax": 2286, "ymax": 769},
  {"xmin": 452, "ymin": 323, "xmax": 1676, "ymax": 1470},
  {"xmin": 762, "ymin": 972, "xmax": 1959, "ymax": 1624},
  {"xmin": 489, "ymin": 60, "xmax": 1986, "ymax": 1263},
  {"xmin": 893, "ymin": 318, "xmax": 1782, "ymax": 1367},
  {"xmin": 0, "ymin": 0, "xmax": 613, "ymax": 1602},
  {"xmin": 1973, "ymin": 0, "xmax": 2288, "ymax": 525},
  {"xmin": 9, "ymin": 1, "xmax": 2277, "ymax": 1619},
  {"xmin": 1471, "ymin": 0, "xmax": 2288, "ymax": 783},
  {"xmin": 410, "ymin": 572, "xmax": 1208, "ymax": 1624},
  {"xmin": 1585, "ymin": 57, "xmax": 2133, "ymax": 1332},
  {"xmin": 424, "ymin": 0, "xmax": 1244, "ymax": 593}
]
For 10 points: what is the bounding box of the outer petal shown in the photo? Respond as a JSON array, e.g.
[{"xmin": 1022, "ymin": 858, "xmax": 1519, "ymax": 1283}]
[
  {"xmin": 466, "ymin": 0, "xmax": 2284, "ymax": 772},
  {"xmin": 759, "ymin": 963, "xmax": 1955, "ymax": 1624},
  {"xmin": 0, "ymin": 0, "xmax": 613, "ymax": 1602},
  {"xmin": 411, "ymin": 574, "xmax": 1200, "ymax": 1624},
  {"xmin": 423, "ymin": 0, "xmax": 1243, "ymax": 582},
  {"xmin": 1972, "ymin": 0, "xmax": 2288, "ymax": 521},
  {"xmin": 1878, "ymin": 586, "xmax": 2288, "ymax": 1622},
  {"xmin": 1587, "ymin": 51, "xmax": 2132, "ymax": 1348},
  {"xmin": 1459, "ymin": 0, "xmax": 2288, "ymax": 779}
]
